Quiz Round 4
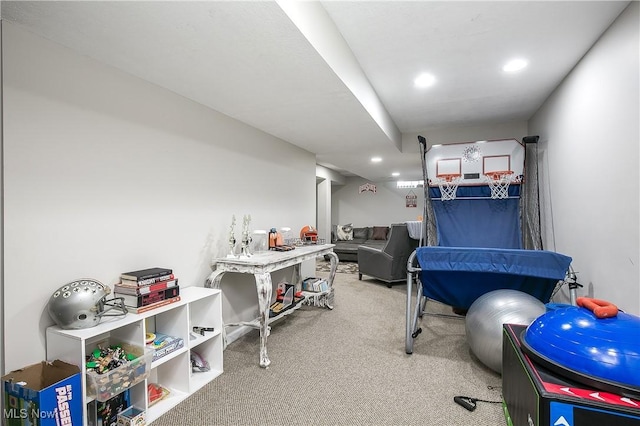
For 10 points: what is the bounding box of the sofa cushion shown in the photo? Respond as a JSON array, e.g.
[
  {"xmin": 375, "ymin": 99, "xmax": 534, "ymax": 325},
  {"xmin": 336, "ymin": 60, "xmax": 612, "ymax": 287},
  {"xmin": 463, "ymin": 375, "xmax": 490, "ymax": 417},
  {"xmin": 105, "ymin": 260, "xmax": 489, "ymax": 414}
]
[
  {"xmin": 336, "ymin": 224, "xmax": 354, "ymax": 241},
  {"xmin": 371, "ymin": 226, "xmax": 390, "ymax": 240},
  {"xmin": 352, "ymin": 227, "xmax": 370, "ymax": 240},
  {"xmin": 334, "ymin": 243, "xmax": 360, "ymax": 253},
  {"xmin": 363, "ymin": 240, "xmax": 386, "ymax": 249},
  {"xmin": 350, "ymin": 238, "xmax": 368, "ymax": 244}
]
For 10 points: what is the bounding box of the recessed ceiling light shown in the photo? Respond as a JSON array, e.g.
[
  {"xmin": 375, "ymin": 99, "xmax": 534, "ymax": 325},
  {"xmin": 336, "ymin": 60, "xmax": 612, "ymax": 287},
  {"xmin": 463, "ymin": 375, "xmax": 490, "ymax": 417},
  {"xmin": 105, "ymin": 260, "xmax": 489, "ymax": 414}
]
[
  {"xmin": 414, "ymin": 72, "xmax": 436, "ymax": 88},
  {"xmin": 391, "ymin": 172, "xmax": 400, "ymax": 177},
  {"xmin": 371, "ymin": 157, "xmax": 382, "ymax": 163},
  {"xmin": 503, "ymin": 58, "xmax": 528, "ymax": 73}
]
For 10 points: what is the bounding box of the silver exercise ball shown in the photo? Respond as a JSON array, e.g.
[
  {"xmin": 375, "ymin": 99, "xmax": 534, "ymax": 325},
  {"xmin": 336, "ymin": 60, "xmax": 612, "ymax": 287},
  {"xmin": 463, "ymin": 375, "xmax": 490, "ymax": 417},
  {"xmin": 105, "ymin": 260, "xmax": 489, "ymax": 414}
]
[{"xmin": 465, "ymin": 289, "xmax": 546, "ymax": 374}]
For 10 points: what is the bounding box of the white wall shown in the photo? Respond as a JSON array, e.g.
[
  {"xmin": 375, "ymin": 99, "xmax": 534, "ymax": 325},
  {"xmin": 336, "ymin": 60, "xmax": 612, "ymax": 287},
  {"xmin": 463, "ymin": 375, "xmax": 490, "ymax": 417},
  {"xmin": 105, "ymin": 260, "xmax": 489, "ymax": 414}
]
[
  {"xmin": 529, "ymin": 2, "xmax": 639, "ymax": 313},
  {"xmin": 332, "ymin": 177, "xmax": 424, "ymax": 227},
  {"xmin": 316, "ymin": 164, "xmax": 345, "ymax": 242},
  {"xmin": 2, "ymin": 22, "xmax": 316, "ymax": 371},
  {"xmin": 0, "ymin": 19, "xmax": 4, "ymax": 377}
]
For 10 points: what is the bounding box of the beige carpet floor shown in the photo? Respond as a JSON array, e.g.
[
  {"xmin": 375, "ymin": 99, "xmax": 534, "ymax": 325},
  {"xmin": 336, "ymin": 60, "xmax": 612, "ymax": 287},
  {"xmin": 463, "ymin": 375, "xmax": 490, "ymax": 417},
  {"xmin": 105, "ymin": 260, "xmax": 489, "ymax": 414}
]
[
  {"xmin": 153, "ymin": 265, "xmax": 504, "ymax": 425},
  {"xmin": 315, "ymin": 259, "xmax": 359, "ymax": 274}
]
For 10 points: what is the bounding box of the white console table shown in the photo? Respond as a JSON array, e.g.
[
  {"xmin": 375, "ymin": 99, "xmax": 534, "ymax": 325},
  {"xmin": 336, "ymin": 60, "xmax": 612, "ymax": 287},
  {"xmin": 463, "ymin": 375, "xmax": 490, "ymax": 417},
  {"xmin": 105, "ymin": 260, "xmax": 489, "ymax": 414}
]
[{"xmin": 206, "ymin": 244, "xmax": 338, "ymax": 368}]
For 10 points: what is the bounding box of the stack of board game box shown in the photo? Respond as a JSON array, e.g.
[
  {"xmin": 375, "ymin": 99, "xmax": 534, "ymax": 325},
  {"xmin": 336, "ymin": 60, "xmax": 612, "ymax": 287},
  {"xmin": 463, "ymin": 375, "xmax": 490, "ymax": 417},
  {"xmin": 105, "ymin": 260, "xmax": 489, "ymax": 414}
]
[
  {"xmin": 114, "ymin": 267, "xmax": 180, "ymax": 314},
  {"xmin": 302, "ymin": 276, "xmax": 329, "ymax": 293}
]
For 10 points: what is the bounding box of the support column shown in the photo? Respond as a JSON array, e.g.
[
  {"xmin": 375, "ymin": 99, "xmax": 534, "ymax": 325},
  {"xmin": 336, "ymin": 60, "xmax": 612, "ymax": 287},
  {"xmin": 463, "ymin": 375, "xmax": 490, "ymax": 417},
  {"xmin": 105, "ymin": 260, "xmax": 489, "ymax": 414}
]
[{"xmin": 316, "ymin": 178, "xmax": 331, "ymax": 243}]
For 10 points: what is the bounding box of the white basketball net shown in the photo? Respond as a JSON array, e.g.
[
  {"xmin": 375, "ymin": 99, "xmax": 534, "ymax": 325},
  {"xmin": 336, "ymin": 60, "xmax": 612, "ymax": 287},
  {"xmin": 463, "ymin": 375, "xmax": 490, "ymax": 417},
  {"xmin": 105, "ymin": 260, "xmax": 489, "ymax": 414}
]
[
  {"xmin": 435, "ymin": 175, "xmax": 462, "ymax": 201},
  {"xmin": 485, "ymin": 172, "xmax": 514, "ymax": 199}
]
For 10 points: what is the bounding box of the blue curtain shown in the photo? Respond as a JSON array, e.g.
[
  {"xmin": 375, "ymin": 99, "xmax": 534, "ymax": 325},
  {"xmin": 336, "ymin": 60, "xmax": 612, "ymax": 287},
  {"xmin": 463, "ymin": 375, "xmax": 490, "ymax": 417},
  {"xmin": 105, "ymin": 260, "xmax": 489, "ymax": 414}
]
[{"xmin": 432, "ymin": 198, "xmax": 522, "ymax": 249}]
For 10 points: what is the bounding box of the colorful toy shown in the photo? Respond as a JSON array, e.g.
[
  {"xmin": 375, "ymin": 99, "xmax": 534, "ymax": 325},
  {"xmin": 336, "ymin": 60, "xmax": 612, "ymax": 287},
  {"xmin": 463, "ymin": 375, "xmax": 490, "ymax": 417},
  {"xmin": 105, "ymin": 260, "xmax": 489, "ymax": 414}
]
[
  {"xmin": 147, "ymin": 383, "xmax": 170, "ymax": 406},
  {"xmin": 85, "ymin": 345, "xmax": 136, "ymax": 375}
]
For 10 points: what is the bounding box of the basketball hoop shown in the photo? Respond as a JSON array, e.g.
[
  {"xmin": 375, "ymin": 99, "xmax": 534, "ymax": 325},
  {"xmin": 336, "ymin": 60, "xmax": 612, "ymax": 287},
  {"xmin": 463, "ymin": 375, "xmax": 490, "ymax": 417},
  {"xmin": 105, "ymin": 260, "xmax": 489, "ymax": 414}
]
[
  {"xmin": 485, "ymin": 171, "xmax": 514, "ymax": 199},
  {"xmin": 435, "ymin": 174, "xmax": 461, "ymax": 201}
]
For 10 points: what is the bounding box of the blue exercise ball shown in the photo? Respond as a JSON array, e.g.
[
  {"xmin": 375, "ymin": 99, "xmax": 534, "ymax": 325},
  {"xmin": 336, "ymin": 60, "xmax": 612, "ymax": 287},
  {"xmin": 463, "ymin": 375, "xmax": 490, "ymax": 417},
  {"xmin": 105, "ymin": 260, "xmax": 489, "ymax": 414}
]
[
  {"xmin": 465, "ymin": 289, "xmax": 546, "ymax": 374},
  {"xmin": 522, "ymin": 303, "xmax": 640, "ymax": 396}
]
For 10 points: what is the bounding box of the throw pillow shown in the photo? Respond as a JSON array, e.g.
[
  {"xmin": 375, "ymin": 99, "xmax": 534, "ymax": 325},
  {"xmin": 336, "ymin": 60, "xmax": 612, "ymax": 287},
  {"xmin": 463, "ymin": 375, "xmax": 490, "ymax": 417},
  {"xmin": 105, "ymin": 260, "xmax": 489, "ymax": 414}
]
[
  {"xmin": 371, "ymin": 226, "xmax": 389, "ymax": 240},
  {"xmin": 336, "ymin": 224, "xmax": 354, "ymax": 241},
  {"xmin": 352, "ymin": 227, "xmax": 369, "ymax": 240}
]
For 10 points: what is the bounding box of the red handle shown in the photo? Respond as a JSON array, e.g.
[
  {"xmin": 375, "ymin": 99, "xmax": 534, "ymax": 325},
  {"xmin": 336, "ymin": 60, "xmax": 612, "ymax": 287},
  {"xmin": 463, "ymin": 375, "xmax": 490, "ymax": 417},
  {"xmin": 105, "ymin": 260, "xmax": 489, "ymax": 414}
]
[{"xmin": 576, "ymin": 297, "xmax": 618, "ymax": 319}]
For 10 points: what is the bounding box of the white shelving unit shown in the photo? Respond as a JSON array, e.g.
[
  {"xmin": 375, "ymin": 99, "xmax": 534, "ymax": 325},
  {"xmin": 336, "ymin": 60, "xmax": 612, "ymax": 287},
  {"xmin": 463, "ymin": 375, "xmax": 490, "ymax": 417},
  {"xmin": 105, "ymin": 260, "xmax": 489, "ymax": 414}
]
[{"xmin": 46, "ymin": 286, "xmax": 222, "ymax": 425}]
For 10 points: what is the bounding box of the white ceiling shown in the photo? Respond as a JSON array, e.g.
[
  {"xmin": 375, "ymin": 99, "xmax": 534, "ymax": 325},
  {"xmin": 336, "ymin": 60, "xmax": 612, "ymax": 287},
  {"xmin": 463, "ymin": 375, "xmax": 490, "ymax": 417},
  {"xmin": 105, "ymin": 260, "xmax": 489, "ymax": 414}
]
[{"xmin": 1, "ymin": 1, "xmax": 630, "ymax": 181}]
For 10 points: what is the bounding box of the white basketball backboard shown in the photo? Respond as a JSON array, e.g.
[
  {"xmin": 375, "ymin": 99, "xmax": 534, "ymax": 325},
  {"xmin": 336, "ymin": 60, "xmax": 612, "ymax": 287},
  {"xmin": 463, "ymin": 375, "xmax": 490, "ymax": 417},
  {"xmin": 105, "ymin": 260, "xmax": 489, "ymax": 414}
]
[{"xmin": 425, "ymin": 138, "xmax": 525, "ymax": 186}]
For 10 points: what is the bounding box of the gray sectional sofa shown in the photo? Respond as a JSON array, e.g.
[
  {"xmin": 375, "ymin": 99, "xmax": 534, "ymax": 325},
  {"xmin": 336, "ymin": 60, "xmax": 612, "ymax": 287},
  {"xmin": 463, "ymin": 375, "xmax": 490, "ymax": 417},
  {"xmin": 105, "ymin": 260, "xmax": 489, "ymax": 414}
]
[{"xmin": 329, "ymin": 225, "xmax": 391, "ymax": 262}]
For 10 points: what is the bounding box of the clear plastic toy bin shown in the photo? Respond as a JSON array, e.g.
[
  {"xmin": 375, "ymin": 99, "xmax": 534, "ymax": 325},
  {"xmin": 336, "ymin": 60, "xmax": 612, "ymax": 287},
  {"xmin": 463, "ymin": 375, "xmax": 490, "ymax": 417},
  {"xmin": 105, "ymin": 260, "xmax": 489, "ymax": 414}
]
[{"xmin": 85, "ymin": 341, "xmax": 153, "ymax": 402}]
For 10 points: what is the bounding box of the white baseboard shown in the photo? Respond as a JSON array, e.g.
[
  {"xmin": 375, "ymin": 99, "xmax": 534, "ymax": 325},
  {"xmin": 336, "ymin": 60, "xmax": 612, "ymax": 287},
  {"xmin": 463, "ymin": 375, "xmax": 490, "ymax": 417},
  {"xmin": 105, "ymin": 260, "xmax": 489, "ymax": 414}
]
[{"xmin": 224, "ymin": 325, "xmax": 255, "ymax": 346}]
